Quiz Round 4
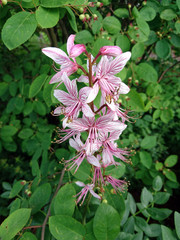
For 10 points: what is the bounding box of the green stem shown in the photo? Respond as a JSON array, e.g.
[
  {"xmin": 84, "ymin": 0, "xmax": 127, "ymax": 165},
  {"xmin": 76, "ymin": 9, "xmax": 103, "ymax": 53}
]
[
  {"xmin": 133, "ymin": 203, "xmax": 152, "ymax": 216},
  {"xmin": 82, "ymin": 194, "xmax": 92, "ymax": 225}
]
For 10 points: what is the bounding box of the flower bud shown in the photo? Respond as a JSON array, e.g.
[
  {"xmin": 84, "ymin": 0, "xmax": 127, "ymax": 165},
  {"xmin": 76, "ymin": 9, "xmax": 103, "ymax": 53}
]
[
  {"xmin": 99, "ymin": 46, "xmax": 122, "ymax": 57},
  {"xmin": 128, "ymin": 3, "xmax": 131, "ymax": 8},
  {"xmin": 96, "ymin": 1, "xmax": 103, "ymax": 7},
  {"xmin": 79, "ymin": 14, "xmax": 86, "ymax": 21},
  {"xmin": 69, "ymin": 44, "xmax": 86, "ymax": 58},
  {"xmin": 135, "ymin": 80, "xmax": 139, "ymax": 85},
  {"xmin": 21, "ymin": 180, "xmax": 26, "ymax": 185},
  {"xmin": 142, "ymin": 0, "xmax": 147, "ymax": 5},
  {"xmin": 88, "ymin": 2, "xmax": 95, "ymax": 7},
  {"xmin": 92, "ymin": 14, "xmax": 98, "ymax": 20},
  {"xmin": 2, "ymin": 0, "xmax": 7, "ymax": 5},
  {"xmin": 85, "ymin": 14, "xmax": 90, "ymax": 20},
  {"xmin": 102, "ymin": 199, "xmax": 108, "ymax": 203},
  {"xmin": 79, "ymin": 7, "xmax": 84, "ymax": 13}
]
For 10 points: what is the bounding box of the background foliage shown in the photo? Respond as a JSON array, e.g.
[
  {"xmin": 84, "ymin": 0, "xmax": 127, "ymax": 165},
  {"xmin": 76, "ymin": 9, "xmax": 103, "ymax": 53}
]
[{"xmin": 0, "ymin": 0, "xmax": 180, "ymax": 239}]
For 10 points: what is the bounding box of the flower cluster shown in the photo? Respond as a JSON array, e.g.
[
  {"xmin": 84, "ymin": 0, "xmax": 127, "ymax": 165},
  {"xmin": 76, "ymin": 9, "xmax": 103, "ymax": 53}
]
[{"xmin": 42, "ymin": 35, "xmax": 131, "ymax": 205}]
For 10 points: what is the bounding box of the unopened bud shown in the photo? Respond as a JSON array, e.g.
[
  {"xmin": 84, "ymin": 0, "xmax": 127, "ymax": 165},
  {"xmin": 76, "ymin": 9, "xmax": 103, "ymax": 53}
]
[
  {"xmin": 88, "ymin": 2, "xmax": 95, "ymax": 7},
  {"xmin": 97, "ymin": 1, "xmax": 103, "ymax": 7},
  {"xmin": 135, "ymin": 80, "xmax": 139, "ymax": 85},
  {"xmin": 134, "ymin": 26, "xmax": 138, "ymax": 30},
  {"xmin": 2, "ymin": 0, "xmax": 7, "ymax": 5},
  {"xmin": 21, "ymin": 180, "xmax": 26, "ymax": 185},
  {"xmin": 128, "ymin": 3, "xmax": 131, "ymax": 8},
  {"xmin": 117, "ymin": 99, "xmax": 122, "ymax": 104},
  {"xmin": 142, "ymin": 0, "xmax": 147, "ymax": 6},
  {"xmin": 136, "ymin": 33, "xmax": 140, "ymax": 38},
  {"xmin": 110, "ymin": 188, "xmax": 116, "ymax": 194},
  {"xmin": 79, "ymin": 14, "xmax": 86, "ymax": 21},
  {"xmin": 167, "ymin": 35, "xmax": 171, "ymax": 39},
  {"xmin": 85, "ymin": 14, "xmax": 90, "ymax": 20},
  {"xmin": 125, "ymin": 96, "xmax": 130, "ymax": 101},
  {"xmin": 102, "ymin": 199, "xmax": 108, "ymax": 203},
  {"xmin": 79, "ymin": 7, "xmax": 84, "ymax": 13},
  {"xmin": 92, "ymin": 14, "xmax": 98, "ymax": 20}
]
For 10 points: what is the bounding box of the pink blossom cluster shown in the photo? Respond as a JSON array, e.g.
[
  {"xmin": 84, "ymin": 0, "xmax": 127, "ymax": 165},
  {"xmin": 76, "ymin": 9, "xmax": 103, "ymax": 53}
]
[{"xmin": 42, "ymin": 35, "xmax": 131, "ymax": 205}]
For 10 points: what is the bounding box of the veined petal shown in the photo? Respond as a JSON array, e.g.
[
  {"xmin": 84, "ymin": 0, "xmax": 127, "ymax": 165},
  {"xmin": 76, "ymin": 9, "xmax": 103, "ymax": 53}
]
[
  {"xmin": 87, "ymin": 155, "xmax": 101, "ymax": 167},
  {"xmin": 89, "ymin": 189, "xmax": 101, "ymax": 199},
  {"xmin": 108, "ymin": 52, "xmax": 131, "ymax": 75},
  {"xmin": 49, "ymin": 71, "xmax": 64, "ymax": 84},
  {"xmin": 53, "ymin": 106, "xmax": 62, "ymax": 115},
  {"xmin": 69, "ymin": 118, "xmax": 89, "ymax": 132},
  {"xmin": 86, "ymin": 83, "xmax": 99, "ymax": 103},
  {"xmin": 69, "ymin": 44, "xmax": 86, "ymax": 58},
  {"xmin": 69, "ymin": 138, "xmax": 81, "ymax": 151},
  {"xmin": 54, "ymin": 89, "xmax": 76, "ymax": 105},
  {"xmin": 76, "ymin": 181, "xmax": 85, "ymax": 187},
  {"xmin": 82, "ymin": 104, "xmax": 95, "ymax": 117},
  {"xmin": 78, "ymin": 75, "xmax": 89, "ymax": 83},
  {"xmin": 62, "ymin": 72, "xmax": 78, "ymax": 97},
  {"xmin": 119, "ymin": 81, "xmax": 130, "ymax": 94},
  {"xmin": 67, "ymin": 34, "xmax": 75, "ymax": 56},
  {"xmin": 100, "ymin": 46, "xmax": 122, "ymax": 57},
  {"xmin": 42, "ymin": 47, "xmax": 69, "ymax": 65}
]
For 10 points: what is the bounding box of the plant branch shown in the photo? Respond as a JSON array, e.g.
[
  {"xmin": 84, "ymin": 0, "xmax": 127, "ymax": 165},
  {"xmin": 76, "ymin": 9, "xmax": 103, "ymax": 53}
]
[
  {"xmin": 41, "ymin": 167, "xmax": 66, "ymax": 240},
  {"xmin": 77, "ymin": 64, "xmax": 89, "ymax": 76},
  {"xmin": 24, "ymin": 225, "xmax": 42, "ymax": 230},
  {"xmin": 94, "ymin": 104, "xmax": 107, "ymax": 114},
  {"xmin": 59, "ymin": 19, "xmax": 69, "ymax": 42},
  {"xmin": 158, "ymin": 60, "xmax": 180, "ymax": 83}
]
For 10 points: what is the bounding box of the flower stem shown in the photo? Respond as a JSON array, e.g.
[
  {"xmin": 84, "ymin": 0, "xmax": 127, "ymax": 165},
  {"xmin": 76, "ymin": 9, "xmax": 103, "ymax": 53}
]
[{"xmin": 88, "ymin": 54, "xmax": 94, "ymax": 112}]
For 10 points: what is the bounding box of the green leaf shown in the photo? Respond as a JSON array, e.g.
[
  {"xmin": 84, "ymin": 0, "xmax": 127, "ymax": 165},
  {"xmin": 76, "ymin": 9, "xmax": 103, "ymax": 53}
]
[
  {"xmin": 153, "ymin": 176, "xmax": 163, "ymax": 191},
  {"xmin": 85, "ymin": 220, "xmax": 96, "ymax": 240},
  {"xmin": 104, "ymin": 186, "xmax": 125, "ymax": 220},
  {"xmin": 54, "ymin": 183, "xmax": 76, "ymax": 216},
  {"xmin": 10, "ymin": 198, "xmax": 21, "ymax": 214},
  {"xmin": 93, "ymin": 203, "xmax": 120, "ymax": 240},
  {"xmin": 18, "ymin": 128, "xmax": 34, "ymax": 139},
  {"xmin": 66, "ymin": 7, "xmax": 78, "ymax": 32},
  {"xmin": 1, "ymin": 125, "xmax": 18, "ymax": 138},
  {"xmin": 135, "ymin": 216, "xmax": 151, "ymax": 234},
  {"xmin": 0, "ymin": 209, "xmax": 31, "ymax": 240},
  {"xmin": 29, "ymin": 74, "xmax": 47, "ymax": 98},
  {"xmin": 136, "ymin": 17, "xmax": 150, "ymax": 37},
  {"xmin": 131, "ymin": 42, "xmax": 145, "ymax": 60},
  {"xmin": 123, "ymin": 216, "xmax": 134, "ymax": 234},
  {"xmin": 140, "ymin": 6, "xmax": 156, "ymax": 21},
  {"xmin": 36, "ymin": 6, "xmax": 59, "ymax": 28},
  {"xmin": 114, "ymin": 8, "xmax": 129, "ymax": 18},
  {"xmin": 132, "ymin": 6, "xmax": 140, "ymax": 18},
  {"xmin": 140, "ymin": 187, "xmax": 153, "ymax": 207},
  {"xmin": 116, "ymin": 34, "xmax": 131, "ymax": 52},
  {"xmin": 2, "ymin": 12, "xmax": 37, "ymax": 50},
  {"xmin": 20, "ymin": 232, "xmax": 37, "ymax": 240},
  {"xmin": 40, "ymin": 0, "xmax": 69, "ymax": 7},
  {"xmin": 9, "ymin": 180, "xmax": 24, "ymax": 198},
  {"xmin": 126, "ymin": 89, "xmax": 145, "ymax": 112},
  {"xmin": 175, "ymin": 211, "xmax": 180, "ymax": 238},
  {"xmin": 160, "ymin": 9, "xmax": 177, "ymax": 21},
  {"xmin": 147, "ymin": 208, "xmax": 172, "ymax": 221},
  {"xmin": 144, "ymin": 31, "xmax": 158, "ymax": 46},
  {"xmin": 141, "ymin": 136, "xmax": 157, "ymax": 149},
  {"xmin": 73, "ymin": 159, "xmax": 91, "ymax": 181},
  {"xmin": 33, "ymin": 101, "xmax": 46, "ymax": 116},
  {"xmin": 0, "ymin": 82, "xmax": 8, "ymax": 97},
  {"xmin": 154, "ymin": 192, "xmax": 170, "ymax": 204},
  {"xmin": 103, "ymin": 16, "xmax": 121, "ymax": 34},
  {"xmin": 43, "ymin": 77, "xmax": 54, "ymax": 107},
  {"xmin": 29, "ymin": 183, "xmax": 52, "ymax": 214},
  {"xmin": 164, "ymin": 155, "xmax": 178, "ymax": 168},
  {"xmin": 169, "ymin": 33, "xmax": 180, "ymax": 48},
  {"xmin": 127, "ymin": 193, "xmax": 136, "ymax": 215},
  {"xmin": 49, "ymin": 215, "xmax": 85, "ymax": 240},
  {"xmin": 155, "ymin": 40, "xmax": 171, "ymax": 59},
  {"xmin": 153, "ymin": 109, "xmax": 161, "ymax": 121},
  {"xmin": 75, "ymin": 30, "xmax": 94, "ymax": 44},
  {"xmin": 139, "ymin": 151, "xmax": 152, "ymax": 169},
  {"xmin": 161, "ymin": 225, "xmax": 177, "ymax": 240},
  {"xmin": 136, "ymin": 63, "xmax": 158, "ymax": 82},
  {"xmin": 23, "ymin": 101, "xmax": 34, "ymax": 116},
  {"xmin": 55, "ymin": 148, "xmax": 70, "ymax": 160},
  {"xmin": 175, "ymin": 21, "xmax": 180, "ymax": 33},
  {"xmin": 105, "ymin": 163, "xmax": 126, "ymax": 178},
  {"xmin": 177, "ymin": 0, "xmax": 180, "ymax": 9},
  {"xmin": 155, "ymin": 161, "xmax": 163, "ymax": 171},
  {"xmin": 163, "ymin": 168, "xmax": 177, "ymax": 182}
]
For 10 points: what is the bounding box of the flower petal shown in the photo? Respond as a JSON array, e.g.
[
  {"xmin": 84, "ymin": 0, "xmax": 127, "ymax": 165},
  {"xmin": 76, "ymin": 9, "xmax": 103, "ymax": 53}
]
[
  {"xmin": 54, "ymin": 89, "xmax": 76, "ymax": 106},
  {"xmin": 67, "ymin": 34, "xmax": 75, "ymax": 56},
  {"xmin": 76, "ymin": 181, "xmax": 85, "ymax": 187},
  {"xmin": 89, "ymin": 189, "xmax": 101, "ymax": 199},
  {"xmin": 86, "ymin": 82, "xmax": 99, "ymax": 103},
  {"xmin": 42, "ymin": 47, "xmax": 69, "ymax": 65},
  {"xmin": 69, "ymin": 44, "xmax": 86, "ymax": 58},
  {"xmin": 87, "ymin": 155, "xmax": 101, "ymax": 167},
  {"xmin": 82, "ymin": 104, "xmax": 95, "ymax": 117}
]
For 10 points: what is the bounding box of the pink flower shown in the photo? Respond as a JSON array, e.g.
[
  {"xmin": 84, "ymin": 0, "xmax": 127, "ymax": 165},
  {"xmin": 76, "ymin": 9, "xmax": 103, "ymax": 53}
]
[
  {"xmin": 86, "ymin": 52, "xmax": 131, "ymax": 103},
  {"xmin": 99, "ymin": 46, "xmax": 123, "ymax": 57},
  {"xmin": 75, "ymin": 181, "xmax": 101, "ymax": 205},
  {"xmin": 105, "ymin": 175, "xmax": 127, "ymax": 193},
  {"xmin": 93, "ymin": 166, "xmax": 105, "ymax": 185},
  {"xmin": 42, "ymin": 35, "xmax": 86, "ymax": 84},
  {"xmin": 54, "ymin": 73, "xmax": 94, "ymax": 127},
  {"xmin": 100, "ymin": 131, "xmax": 129, "ymax": 167},
  {"xmin": 68, "ymin": 115, "xmax": 126, "ymax": 155}
]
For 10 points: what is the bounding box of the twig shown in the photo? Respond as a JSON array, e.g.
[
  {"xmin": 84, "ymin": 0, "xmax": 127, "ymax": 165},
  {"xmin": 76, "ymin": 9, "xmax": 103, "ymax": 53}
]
[
  {"xmin": 94, "ymin": 104, "xmax": 107, "ymax": 114},
  {"xmin": 41, "ymin": 167, "xmax": 66, "ymax": 240},
  {"xmin": 158, "ymin": 60, "xmax": 180, "ymax": 83},
  {"xmin": 59, "ymin": 19, "xmax": 68, "ymax": 42},
  {"xmin": 23, "ymin": 225, "xmax": 42, "ymax": 230}
]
